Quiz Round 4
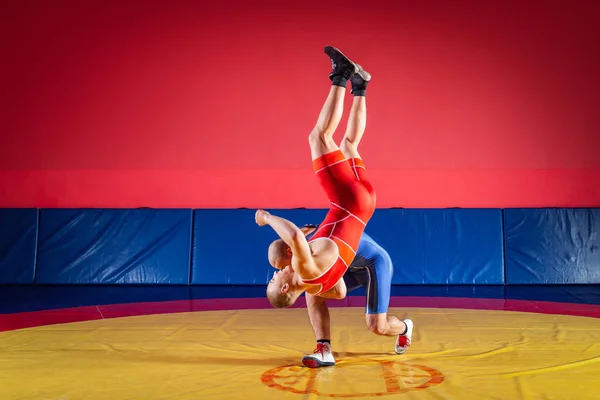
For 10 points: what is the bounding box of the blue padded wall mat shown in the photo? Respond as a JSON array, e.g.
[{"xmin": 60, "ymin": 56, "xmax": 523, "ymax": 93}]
[
  {"xmin": 0, "ymin": 209, "xmax": 38, "ymax": 284},
  {"xmin": 504, "ymin": 208, "xmax": 600, "ymax": 284},
  {"xmin": 192, "ymin": 208, "xmax": 504, "ymax": 285},
  {"xmin": 36, "ymin": 209, "xmax": 192, "ymax": 284},
  {"xmin": 365, "ymin": 209, "xmax": 505, "ymax": 284},
  {"xmin": 192, "ymin": 209, "xmax": 328, "ymax": 284}
]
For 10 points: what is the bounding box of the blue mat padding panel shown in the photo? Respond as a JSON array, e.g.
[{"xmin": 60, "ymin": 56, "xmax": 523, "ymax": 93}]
[
  {"xmin": 35, "ymin": 209, "xmax": 192, "ymax": 284},
  {"xmin": 192, "ymin": 208, "xmax": 504, "ymax": 285},
  {"xmin": 365, "ymin": 209, "xmax": 505, "ymax": 284},
  {"xmin": 0, "ymin": 209, "xmax": 38, "ymax": 284},
  {"xmin": 191, "ymin": 209, "xmax": 328, "ymax": 284},
  {"xmin": 2, "ymin": 206, "xmax": 597, "ymax": 286},
  {"xmin": 504, "ymin": 208, "xmax": 600, "ymax": 284}
]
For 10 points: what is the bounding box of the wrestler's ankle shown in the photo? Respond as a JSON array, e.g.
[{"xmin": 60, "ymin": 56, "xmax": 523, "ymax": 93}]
[{"xmin": 331, "ymin": 74, "xmax": 349, "ymax": 88}]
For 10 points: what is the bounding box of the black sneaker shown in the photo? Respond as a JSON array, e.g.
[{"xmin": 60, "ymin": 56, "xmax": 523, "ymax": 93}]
[
  {"xmin": 324, "ymin": 46, "xmax": 359, "ymax": 81},
  {"xmin": 352, "ymin": 64, "xmax": 371, "ymax": 84},
  {"xmin": 350, "ymin": 63, "xmax": 371, "ymax": 94}
]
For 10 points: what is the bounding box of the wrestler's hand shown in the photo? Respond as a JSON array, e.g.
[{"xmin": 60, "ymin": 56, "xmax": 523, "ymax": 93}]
[
  {"xmin": 300, "ymin": 224, "xmax": 317, "ymax": 236},
  {"xmin": 255, "ymin": 209, "xmax": 271, "ymax": 226}
]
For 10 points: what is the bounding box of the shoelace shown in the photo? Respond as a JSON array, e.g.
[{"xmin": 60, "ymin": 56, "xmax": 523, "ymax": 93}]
[
  {"xmin": 313, "ymin": 342, "xmax": 328, "ymax": 357},
  {"xmin": 397, "ymin": 335, "xmax": 410, "ymax": 348}
]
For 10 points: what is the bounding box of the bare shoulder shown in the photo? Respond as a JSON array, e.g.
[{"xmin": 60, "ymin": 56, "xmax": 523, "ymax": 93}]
[
  {"xmin": 298, "ymin": 238, "xmax": 339, "ymax": 279},
  {"xmin": 308, "ymin": 237, "xmax": 338, "ymax": 255}
]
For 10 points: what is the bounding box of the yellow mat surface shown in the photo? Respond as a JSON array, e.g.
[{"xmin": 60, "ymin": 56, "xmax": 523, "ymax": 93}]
[{"xmin": 1, "ymin": 307, "xmax": 599, "ymax": 399}]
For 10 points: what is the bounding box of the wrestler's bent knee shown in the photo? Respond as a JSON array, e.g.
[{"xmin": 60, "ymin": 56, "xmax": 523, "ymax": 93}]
[
  {"xmin": 309, "ymin": 127, "xmax": 333, "ymax": 143},
  {"xmin": 340, "ymin": 138, "xmax": 360, "ymax": 159},
  {"xmin": 366, "ymin": 315, "xmax": 388, "ymax": 336},
  {"xmin": 308, "ymin": 131, "xmax": 337, "ymax": 157}
]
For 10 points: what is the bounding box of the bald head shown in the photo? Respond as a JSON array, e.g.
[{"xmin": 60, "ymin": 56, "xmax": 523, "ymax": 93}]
[
  {"xmin": 266, "ymin": 282, "xmax": 300, "ymax": 308},
  {"xmin": 266, "ymin": 284, "xmax": 292, "ymax": 308},
  {"xmin": 268, "ymin": 239, "xmax": 290, "ymax": 269}
]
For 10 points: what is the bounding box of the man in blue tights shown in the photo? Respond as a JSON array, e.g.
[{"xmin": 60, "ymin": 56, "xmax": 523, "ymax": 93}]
[{"xmin": 267, "ymin": 224, "xmax": 414, "ymax": 368}]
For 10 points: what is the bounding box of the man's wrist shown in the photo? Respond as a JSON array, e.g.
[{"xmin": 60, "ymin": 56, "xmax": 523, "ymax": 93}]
[{"xmin": 264, "ymin": 213, "xmax": 273, "ymax": 225}]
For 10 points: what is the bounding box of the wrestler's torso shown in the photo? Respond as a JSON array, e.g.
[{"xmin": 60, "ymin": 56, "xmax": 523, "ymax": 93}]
[{"xmin": 299, "ymin": 206, "xmax": 374, "ymax": 294}]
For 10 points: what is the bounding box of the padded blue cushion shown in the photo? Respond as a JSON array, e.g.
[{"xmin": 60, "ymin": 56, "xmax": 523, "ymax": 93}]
[
  {"xmin": 0, "ymin": 209, "xmax": 38, "ymax": 284},
  {"xmin": 505, "ymin": 208, "xmax": 600, "ymax": 284},
  {"xmin": 36, "ymin": 209, "xmax": 192, "ymax": 284}
]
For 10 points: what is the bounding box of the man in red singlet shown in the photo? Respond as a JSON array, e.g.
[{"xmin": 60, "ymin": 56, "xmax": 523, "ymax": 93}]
[{"xmin": 255, "ymin": 46, "xmax": 377, "ymax": 307}]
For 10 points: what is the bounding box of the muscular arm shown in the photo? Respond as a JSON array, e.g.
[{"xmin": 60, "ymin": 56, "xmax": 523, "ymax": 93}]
[
  {"xmin": 264, "ymin": 213, "xmax": 313, "ymax": 265},
  {"xmin": 315, "ymin": 279, "xmax": 347, "ymax": 300}
]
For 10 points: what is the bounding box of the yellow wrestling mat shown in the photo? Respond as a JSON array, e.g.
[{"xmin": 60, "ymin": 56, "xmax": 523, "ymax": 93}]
[{"xmin": 1, "ymin": 307, "xmax": 599, "ymax": 399}]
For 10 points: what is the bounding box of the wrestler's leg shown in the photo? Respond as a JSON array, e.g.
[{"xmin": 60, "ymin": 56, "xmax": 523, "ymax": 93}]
[
  {"xmin": 361, "ymin": 250, "xmax": 413, "ymax": 354},
  {"xmin": 309, "ymin": 47, "xmax": 359, "ymax": 160},
  {"xmin": 340, "ymin": 67, "xmax": 370, "ymax": 160},
  {"xmin": 306, "ymin": 293, "xmax": 331, "ymax": 341},
  {"xmin": 305, "ymin": 273, "xmax": 359, "ymax": 342},
  {"xmin": 365, "ymin": 313, "xmax": 406, "ymax": 336},
  {"xmin": 302, "ymin": 272, "xmax": 364, "ymax": 368},
  {"xmin": 340, "ymin": 96, "xmax": 366, "ymax": 160},
  {"xmin": 363, "ymin": 253, "xmax": 406, "ymax": 336},
  {"xmin": 339, "ymin": 67, "xmax": 375, "ymax": 209},
  {"xmin": 347, "ymin": 246, "xmax": 406, "ymax": 337},
  {"xmin": 302, "ymin": 293, "xmax": 336, "ymax": 368},
  {"xmin": 351, "ymin": 264, "xmax": 407, "ymax": 336},
  {"xmin": 308, "ymin": 85, "xmax": 346, "ymax": 160},
  {"xmin": 310, "ymin": 48, "xmax": 373, "ymax": 212}
]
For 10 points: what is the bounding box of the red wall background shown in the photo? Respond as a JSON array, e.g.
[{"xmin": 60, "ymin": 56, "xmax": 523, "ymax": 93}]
[{"xmin": 1, "ymin": 0, "xmax": 599, "ymax": 208}]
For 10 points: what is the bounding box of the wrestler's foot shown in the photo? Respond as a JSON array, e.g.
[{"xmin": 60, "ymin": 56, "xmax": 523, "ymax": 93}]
[
  {"xmin": 395, "ymin": 319, "xmax": 413, "ymax": 355},
  {"xmin": 352, "ymin": 64, "xmax": 371, "ymax": 83},
  {"xmin": 324, "ymin": 46, "xmax": 359, "ymax": 82},
  {"xmin": 350, "ymin": 64, "xmax": 371, "ymax": 95},
  {"xmin": 302, "ymin": 342, "xmax": 336, "ymax": 368}
]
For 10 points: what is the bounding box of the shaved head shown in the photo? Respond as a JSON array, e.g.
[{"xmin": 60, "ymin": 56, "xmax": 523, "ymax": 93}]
[
  {"xmin": 268, "ymin": 239, "xmax": 290, "ymax": 269},
  {"xmin": 266, "ymin": 282, "xmax": 296, "ymax": 308}
]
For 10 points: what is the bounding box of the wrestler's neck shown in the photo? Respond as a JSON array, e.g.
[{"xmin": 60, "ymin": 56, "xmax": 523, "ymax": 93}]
[{"xmin": 290, "ymin": 273, "xmax": 310, "ymax": 292}]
